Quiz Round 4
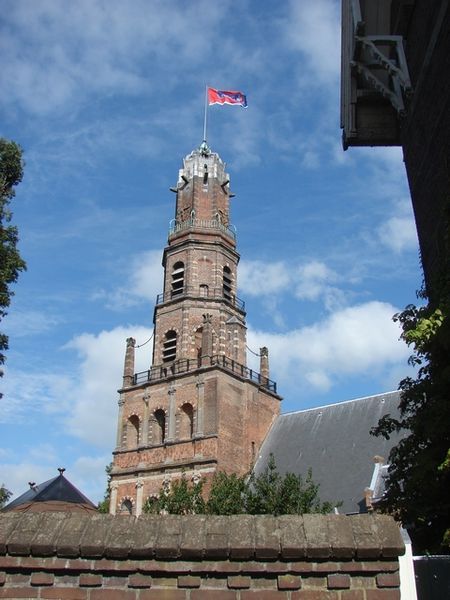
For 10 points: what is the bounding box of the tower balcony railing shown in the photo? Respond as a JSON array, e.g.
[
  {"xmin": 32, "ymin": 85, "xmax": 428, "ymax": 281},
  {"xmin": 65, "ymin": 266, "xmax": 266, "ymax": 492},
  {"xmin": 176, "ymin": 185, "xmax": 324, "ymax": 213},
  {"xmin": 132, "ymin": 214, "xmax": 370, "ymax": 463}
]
[
  {"xmin": 133, "ymin": 355, "xmax": 277, "ymax": 394},
  {"xmin": 169, "ymin": 218, "xmax": 237, "ymax": 241},
  {"xmin": 156, "ymin": 286, "xmax": 245, "ymax": 312}
]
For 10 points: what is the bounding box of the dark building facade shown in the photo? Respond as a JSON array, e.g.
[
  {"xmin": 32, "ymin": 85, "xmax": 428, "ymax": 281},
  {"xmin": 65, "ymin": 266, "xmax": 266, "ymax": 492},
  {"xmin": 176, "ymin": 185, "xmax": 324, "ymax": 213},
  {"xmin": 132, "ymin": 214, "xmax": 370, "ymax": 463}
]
[{"xmin": 341, "ymin": 0, "xmax": 450, "ymax": 293}]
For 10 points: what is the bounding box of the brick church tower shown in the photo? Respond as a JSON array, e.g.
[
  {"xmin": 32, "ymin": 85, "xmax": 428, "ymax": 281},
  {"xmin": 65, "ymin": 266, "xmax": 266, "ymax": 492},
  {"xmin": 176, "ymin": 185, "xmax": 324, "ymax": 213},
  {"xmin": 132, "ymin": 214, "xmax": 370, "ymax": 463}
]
[{"xmin": 109, "ymin": 142, "xmax": 281, "ymax": 515}]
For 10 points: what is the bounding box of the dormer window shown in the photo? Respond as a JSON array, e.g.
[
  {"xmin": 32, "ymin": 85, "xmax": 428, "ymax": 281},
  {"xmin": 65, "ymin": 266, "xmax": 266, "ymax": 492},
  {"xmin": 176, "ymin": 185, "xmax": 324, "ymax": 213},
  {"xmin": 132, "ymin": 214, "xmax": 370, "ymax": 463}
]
[{"xmin": 171, "ymin": 261, "xmax": 184, "ymax": 297}]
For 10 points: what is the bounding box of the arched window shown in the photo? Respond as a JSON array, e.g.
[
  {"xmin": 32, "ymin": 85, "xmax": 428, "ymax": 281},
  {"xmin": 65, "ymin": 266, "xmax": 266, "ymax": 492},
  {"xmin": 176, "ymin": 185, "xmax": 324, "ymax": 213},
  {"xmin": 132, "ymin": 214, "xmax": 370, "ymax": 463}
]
[
  {"xmin": 199, "ymin": 284, "xmax": 209, "ymax": 297},
  {"xmin": 120, "ymin": 499, "xmax": 133, "ymax": 514},
  {"xmin": 171, "ymin": 261, "xmax": 184, "ymax": 297},
  {"xmin": 179, "ymin": 403, "xmax": 194, "ymax": 439},
  {"xmin": 223, "ymin": 266, "xmax": 232, "ymax": 301},
  {"xmin": 127, "ymin": 415, "xmax": 140, "ymax": 448},
  {"xmin": 153, "ymin": 409, "xmax": 166, "ymax": 444},
  {"xmin": 162, "ymin": 330, "xmax": 177, "ymax": 362}
]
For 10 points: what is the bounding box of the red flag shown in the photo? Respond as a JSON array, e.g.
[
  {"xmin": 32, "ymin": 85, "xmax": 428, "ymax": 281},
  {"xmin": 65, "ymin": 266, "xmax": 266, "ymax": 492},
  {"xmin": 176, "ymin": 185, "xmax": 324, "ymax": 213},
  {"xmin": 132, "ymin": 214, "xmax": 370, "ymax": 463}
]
[{"xmin": 208, "ymin": 88, "xmax": 248, "ymax": 108}]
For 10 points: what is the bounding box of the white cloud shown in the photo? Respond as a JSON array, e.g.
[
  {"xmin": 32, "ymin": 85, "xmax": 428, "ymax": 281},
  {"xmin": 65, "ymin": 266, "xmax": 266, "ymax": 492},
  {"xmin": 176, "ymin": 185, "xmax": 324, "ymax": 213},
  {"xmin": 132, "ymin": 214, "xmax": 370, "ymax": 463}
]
[
  {"xmin": 71, "ymin": 454, "xmax": 112, "ymax": 503},
  {"xmin": 0, "ymin": 0, "xmax": 230, "ymax": 115},
  {"xmin": 0, "ymin": 452, "xmax": 110, "ymax": 503},
  {"xmin": 2, "ymin": 309, "xmax": 61, "ymax": 338},
  {"xmin": 304, "ymin": 370, "xmax": 332, "ymax": 392},
  {"xmin": 65, "ymin": 325, "xmax": 153, "ymax": 447},
  {"xmin": 0, "ymin": 461, "xmax": 57, "ymax": 500},
  {"xmin": 129, "ymin": 250, "xmax": 164, "ymax": 301},
  {"xmin": 248, "ymin": 300, "xmax": 408, "ymax": 394},
  {"xmin": 0, "ymin": 370, "xmax": 74, "ymax": 424},
  {"xmin": 377, "ymin": 199, "xmax": 418, "ymax": 254},
  {"xmin": 240, "ymin": 258, "xmax": 346, "ymax": 313},
  {"xmin": 295, "ymin": 260, "xmax": 337, "ymax": 300},
  {"xmin": 29, "ymin": 443, "xmax": 59, "ymax": 464},
  {"xmin": 1, "ymin": 323, "xmax": 152, "ymax": 448},
  {"xmin": 378, "ymin": 215, "xmax": 418, "ymax": 253},
  {"xmin": 239, "ymin": 260, "xmax": 290, "ymax": 296},
  {"xmin": 94, "ymin": 250, "xmax": 163, "ymax": 310},
  {"xmin": 294, "ymin": 261, "xmax": 341, "ymax": 304},
  {"xmin": 284, "ymin": 0, "xmax": 341, "ymax": 86}
]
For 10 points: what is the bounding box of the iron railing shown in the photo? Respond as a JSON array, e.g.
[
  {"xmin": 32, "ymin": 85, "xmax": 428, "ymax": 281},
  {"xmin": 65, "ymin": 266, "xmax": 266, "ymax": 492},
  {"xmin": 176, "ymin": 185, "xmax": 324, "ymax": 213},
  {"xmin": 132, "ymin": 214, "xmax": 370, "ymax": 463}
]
[
  {"xmin": 156, "ymin": 287, "xmax": 245, "ymax": 312},
  {"xmin": 169, "ymin": 218, "xmax": 237, "ymax": 241},
  {"xmin": 133, "ymin": 355, "xmax": 277, "ymax": 393}
]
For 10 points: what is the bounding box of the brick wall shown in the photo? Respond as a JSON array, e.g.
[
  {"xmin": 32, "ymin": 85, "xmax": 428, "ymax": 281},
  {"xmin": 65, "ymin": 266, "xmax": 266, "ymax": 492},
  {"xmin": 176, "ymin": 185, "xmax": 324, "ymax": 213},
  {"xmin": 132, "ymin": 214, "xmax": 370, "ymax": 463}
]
[
  {"xmin": 400, "ymin": 1, "xmax": 450, "ymax": 293},
  {"xmin": 111, "ymin": 367, "xmax": 280, "ymax": 514},
  {"xmin": 0, "ymin": 512, "xmax": 403, "ymax": 599}
]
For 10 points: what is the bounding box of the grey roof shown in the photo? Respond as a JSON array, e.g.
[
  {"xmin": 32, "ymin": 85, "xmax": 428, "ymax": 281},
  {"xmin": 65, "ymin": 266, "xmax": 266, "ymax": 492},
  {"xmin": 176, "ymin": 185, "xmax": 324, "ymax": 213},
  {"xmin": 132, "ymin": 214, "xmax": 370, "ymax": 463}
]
[
  {"xmin": 2, "ymin": 471, "xmax": 96, "ymax": 512},
  {"xmin": 253, "ymin": 391, "xmax": 404, "ymax": 515}
]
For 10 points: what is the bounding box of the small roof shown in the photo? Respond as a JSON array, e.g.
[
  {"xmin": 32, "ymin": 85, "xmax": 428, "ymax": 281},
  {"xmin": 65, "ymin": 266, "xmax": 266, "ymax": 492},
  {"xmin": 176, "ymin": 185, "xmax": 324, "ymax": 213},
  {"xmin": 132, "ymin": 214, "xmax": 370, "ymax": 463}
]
[
  {"xmin": 1, "ymin": 469, "xmax": 96, "ymax": 513},
  {"xmin": 253, "ymin": 391, "xmax": 404, "ymax": 515}
]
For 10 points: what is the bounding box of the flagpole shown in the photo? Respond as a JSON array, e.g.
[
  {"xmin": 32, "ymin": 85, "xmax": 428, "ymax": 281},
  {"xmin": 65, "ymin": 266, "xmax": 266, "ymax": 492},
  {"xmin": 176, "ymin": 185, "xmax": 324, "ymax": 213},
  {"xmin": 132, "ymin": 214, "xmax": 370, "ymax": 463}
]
[{"xmin": 203, "ymin": 85, "xmax": 208, "ymax": 143}]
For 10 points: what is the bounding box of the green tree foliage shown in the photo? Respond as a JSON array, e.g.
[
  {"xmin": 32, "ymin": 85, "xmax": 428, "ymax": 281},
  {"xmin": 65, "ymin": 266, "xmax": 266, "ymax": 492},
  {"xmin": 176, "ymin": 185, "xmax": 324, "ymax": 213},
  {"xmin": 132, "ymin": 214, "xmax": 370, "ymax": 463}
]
[
  {"xmin": 0, "ymin": 138, "xmax": 26, "ymax": 389},
  {"xmin": 372, "ymin": 283, "xmax": 450, "ymax": 553},
  {"xmin": 205, "ymin": 471, "xmax": 247, "ymax": 515},
  {"xmin": 245, "ymin": 455, "xmax": 335, "ymax": 515},
  {"xmin": 143, "ymin": 474, "xmax": 205, "ymax": 515},
  {"xmin": 0, "ymin": 484, "xmax": 12, "ymax": 509},
  {"xmin": 97, "ymin": 463, "xmax": 112, "ymax": 513},
  {"xmin": 143, "ymin": 456, "xmax": 335, "ymax": 516}
]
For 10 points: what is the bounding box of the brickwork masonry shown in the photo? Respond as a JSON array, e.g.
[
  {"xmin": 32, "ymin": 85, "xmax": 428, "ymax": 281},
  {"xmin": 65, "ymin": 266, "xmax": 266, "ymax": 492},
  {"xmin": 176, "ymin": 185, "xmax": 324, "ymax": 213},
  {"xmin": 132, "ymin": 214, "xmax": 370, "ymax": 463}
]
[{"xmin": 0, "ymin": 512, "xmax": 403, "ymax": 599}]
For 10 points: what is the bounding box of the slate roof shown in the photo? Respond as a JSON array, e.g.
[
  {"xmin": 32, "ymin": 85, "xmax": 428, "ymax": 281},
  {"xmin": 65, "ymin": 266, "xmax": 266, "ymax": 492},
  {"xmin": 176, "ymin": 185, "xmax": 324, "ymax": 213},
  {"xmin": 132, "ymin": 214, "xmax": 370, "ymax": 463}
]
[
  {"xmin": 253, "ymin": 391, "xmax": 404, "ymax": 515},
  {"xmin": 2, "ymin": 471, "xmax": 96, "ymax": 513}
]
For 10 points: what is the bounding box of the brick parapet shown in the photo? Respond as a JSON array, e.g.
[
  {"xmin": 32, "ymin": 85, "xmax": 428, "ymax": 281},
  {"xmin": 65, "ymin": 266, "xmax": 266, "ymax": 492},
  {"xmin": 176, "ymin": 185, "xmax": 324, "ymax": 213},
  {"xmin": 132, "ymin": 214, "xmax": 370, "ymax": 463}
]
[{"xmin": 0, "ymin": 513, "xmax": 403, "ymax": 598}]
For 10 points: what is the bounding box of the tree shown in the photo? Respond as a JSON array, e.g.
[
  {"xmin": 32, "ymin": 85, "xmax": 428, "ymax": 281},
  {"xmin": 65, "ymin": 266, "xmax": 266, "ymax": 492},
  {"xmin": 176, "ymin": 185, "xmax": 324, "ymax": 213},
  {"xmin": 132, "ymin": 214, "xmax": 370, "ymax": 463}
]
[
  {"xmin": 245, "ymin": 456, "xmax": 335, "ymax": 515},
  {"xmin": 205, "ymin": 471, "xmax": 247, "ymax": 515},
  {"xmin": 97, "ymin": 463, "xmax": 112, "ymax": 513},
  {"xmin": 0, "ymin": 484, "xmax": 12, "ymax": 509},
  {"xmin": 143, "ymin": 456, "xmax": 336, "ymax": 516},
  {"xmin": 143, "ymin": 473, "xmax": 205, "ymax": 515},
  {"xmin": 0, "ymin": 138, "xmax": 26, "ymax": 391},
  {"xmin": 372, "ymin": 283, "xmax": 450, "ymax": 553}
]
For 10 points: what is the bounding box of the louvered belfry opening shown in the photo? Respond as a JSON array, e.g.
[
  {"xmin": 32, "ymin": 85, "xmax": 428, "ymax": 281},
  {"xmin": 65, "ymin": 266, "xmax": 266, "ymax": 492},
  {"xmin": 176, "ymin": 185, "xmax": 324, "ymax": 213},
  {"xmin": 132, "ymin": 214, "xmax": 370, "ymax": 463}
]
[{"xmin": 171, "ymin": 261, "xmax": 185, "ymax": 297}]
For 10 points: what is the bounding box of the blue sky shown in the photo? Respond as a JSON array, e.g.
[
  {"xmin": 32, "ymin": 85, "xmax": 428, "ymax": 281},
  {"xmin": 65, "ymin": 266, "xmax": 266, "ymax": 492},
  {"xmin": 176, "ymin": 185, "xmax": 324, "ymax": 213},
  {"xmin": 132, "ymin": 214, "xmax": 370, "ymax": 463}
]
[{"xmin": 0, "ymin": 0, "xmax": 420, "ymax": 503}]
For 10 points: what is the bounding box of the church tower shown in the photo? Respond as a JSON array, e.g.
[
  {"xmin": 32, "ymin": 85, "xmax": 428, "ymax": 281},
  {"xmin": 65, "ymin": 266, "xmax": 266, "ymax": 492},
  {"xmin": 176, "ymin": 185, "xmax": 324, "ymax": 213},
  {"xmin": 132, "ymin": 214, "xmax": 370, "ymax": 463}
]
[{"xmin": 109, "ymin": 143, "xmax": 281, "ymax": 515}]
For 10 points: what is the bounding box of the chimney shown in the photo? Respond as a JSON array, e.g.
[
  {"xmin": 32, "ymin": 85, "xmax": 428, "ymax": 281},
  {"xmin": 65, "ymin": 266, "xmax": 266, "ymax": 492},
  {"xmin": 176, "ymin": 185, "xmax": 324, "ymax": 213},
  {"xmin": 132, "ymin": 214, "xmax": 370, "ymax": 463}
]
[
  {"xmin": 123, "ymin": 337, "xmax": 136, "ymax": 387},
  {"xmin": 364, "ymin": 487, "xmax": 374, "ymax": 512}
]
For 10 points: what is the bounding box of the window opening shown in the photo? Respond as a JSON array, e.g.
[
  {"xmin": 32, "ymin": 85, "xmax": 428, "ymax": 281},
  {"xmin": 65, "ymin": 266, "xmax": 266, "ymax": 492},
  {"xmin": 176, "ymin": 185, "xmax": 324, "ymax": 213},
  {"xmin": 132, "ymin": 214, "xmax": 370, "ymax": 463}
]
[
  {"xmin": 171, "ymin": 261, "xmax": 185, "ymax": 297},
  {"xmin": 223, "ymin": 266, "xmax": 232, "ymax": 301},
  {"xmin": 127, "ymin": 415, "xmax": 140, "ymax": 447},
  {"xmin": 154, "ymin": 409, "xmax": 166, "ymax": 444},
  {"xmin": 162, "ymin": 330, "xmax": 177, "ymax": 362},
  {"xmin": 120, "ymin": 499, "xmax": 133, "ymax": 514},
  {"xmin": 179, "ymin": 403, "xmax": 194, "ymax": 439},
  {"xmin": 199, "ymin": 284, "xmax": 209, "ymax": 297}
]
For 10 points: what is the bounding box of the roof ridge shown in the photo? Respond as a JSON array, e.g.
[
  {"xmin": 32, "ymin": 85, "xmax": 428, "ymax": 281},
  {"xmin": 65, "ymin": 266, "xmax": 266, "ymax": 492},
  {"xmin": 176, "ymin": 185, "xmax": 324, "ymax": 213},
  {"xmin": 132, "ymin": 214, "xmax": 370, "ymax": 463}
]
[{"xmin": 281, "ymin": 390, "xmax": 400, "ymax": 417}]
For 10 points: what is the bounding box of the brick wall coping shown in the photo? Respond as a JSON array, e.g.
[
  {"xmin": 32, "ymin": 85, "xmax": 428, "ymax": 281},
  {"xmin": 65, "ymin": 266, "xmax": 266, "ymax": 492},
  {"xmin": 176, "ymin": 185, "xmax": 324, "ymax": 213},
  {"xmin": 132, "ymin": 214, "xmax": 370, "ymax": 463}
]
[{"xmin": 0, "ymin": 512, "xmax": 404, "ymax": 561}]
